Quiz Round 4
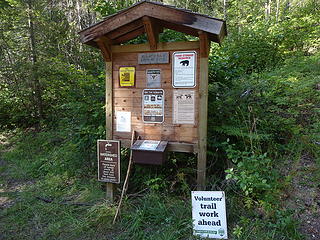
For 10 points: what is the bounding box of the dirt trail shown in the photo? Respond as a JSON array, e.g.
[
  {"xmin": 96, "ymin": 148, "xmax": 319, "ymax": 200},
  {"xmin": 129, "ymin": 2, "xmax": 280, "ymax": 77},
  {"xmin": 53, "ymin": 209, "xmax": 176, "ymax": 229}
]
[
  {"xmin": 0, "ymin": 133, "xmax": 32, "ymax": 210},
  {"xmin": 285, "ymin": 152, "xmax": 320, "ymax": 239}
]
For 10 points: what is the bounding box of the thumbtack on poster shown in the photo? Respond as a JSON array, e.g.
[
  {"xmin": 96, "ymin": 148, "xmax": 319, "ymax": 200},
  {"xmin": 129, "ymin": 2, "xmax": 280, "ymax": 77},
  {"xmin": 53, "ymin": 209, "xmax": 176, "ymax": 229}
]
[{"xmin": 192, "ymin": 191, "xmax": 228, "ymax": 239}]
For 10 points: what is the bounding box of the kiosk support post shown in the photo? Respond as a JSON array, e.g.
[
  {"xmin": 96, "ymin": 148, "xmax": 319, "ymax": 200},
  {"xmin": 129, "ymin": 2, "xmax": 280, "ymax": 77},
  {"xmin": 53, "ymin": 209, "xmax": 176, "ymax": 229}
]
[
  {"xmin": 197, "ymin": 31, "xmax": 210, "ymax": 190},
  {"xmin": 105, "ymin": 61, "xmax": 114, "ymax": 201}
]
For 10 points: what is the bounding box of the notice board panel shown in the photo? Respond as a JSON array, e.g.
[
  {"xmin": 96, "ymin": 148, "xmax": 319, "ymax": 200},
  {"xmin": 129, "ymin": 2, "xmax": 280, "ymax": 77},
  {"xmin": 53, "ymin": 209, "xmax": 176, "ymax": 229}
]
[{"xmin": 111, "ymin": 48, "xmax": 200, "ymax": 148}]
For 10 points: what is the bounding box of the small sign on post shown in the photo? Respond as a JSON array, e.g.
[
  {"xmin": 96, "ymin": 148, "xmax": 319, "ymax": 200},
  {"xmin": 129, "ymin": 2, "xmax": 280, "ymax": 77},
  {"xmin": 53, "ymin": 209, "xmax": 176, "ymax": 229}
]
[
  {"xmin": 192, "ymin": 191, "xmax": 228, "ymax": 239},
  {"xmin": 97, "ymin": 140, "xmax": 120, "ymax": 183}
]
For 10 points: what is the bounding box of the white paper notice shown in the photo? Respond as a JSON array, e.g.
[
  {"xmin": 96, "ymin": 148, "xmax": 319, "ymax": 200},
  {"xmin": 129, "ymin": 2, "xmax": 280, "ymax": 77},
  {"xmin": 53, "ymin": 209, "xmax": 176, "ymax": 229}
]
[
  {"xmin": 146, "ymin": 69, "xmax": 161, "ymax": 88},
  {"xmin": 192, "ymin": 191, "xmax": 228, "ymax": 239},
  {"xmin": 116, "ymin": 111, "xmax": 131, "ymax": 132},
  {"xmin": 172, "ymin": 51, "xmax": 196, "ymax": 88},
  {"xmin": 142, "ymin": 89, "xmax": 164, "ymax": 123},
  {"xmin": 139, "ymin": 140, "xmax": 160, "ymax": 151},
  {"xmin": 173, "ymin": 90, "xmax": 195, "ymax": 124}
]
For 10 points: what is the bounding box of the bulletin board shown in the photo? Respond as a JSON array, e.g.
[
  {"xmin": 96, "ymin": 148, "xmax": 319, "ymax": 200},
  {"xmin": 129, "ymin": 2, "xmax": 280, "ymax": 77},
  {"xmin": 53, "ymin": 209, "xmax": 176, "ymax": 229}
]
[{"xmin": 111, "ymin": 44, "xmax": 200, "ymax": 149}]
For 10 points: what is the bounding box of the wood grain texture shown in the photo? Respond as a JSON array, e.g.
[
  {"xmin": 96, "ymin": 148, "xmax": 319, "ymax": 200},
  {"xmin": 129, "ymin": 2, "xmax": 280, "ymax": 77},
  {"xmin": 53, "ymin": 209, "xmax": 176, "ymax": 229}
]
[
  {"xmin": 197, "ymin": 56, "xmax": 209, "ymax": 190},
  {"xmin": 79, "ymin": 2, "xmax": 226, "ymax": 46},
  {"xmin": 111, "ymin": 41, "xmax": 200, "ymax": 53},
  {"xmin": 96, "ymin": 37, "xmax": 112, "ymax": 62},
  {"xmin": 105, "ymin": 61, "xmax": 114, "ymax": 201},
  {"xmin": 142, "ymin": 16, "xmax": 159, "ymax": 50},
  {"xmin": 111, "ymin": 47, "xmax": 200, "ymax": 148}
]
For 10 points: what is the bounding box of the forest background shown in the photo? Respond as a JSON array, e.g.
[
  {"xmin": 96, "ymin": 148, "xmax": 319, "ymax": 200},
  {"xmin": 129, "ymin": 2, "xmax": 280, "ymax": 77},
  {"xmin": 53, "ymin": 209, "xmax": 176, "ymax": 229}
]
[{"xmin": 0, "ymin": 0, "xmax": 320, "ymax": 239}]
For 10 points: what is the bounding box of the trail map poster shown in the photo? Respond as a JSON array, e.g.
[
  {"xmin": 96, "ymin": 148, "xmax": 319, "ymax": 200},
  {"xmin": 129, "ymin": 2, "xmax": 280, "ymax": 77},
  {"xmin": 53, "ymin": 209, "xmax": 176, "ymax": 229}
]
[
  {"xmin": 173, "ymin": 90, "xmax": 195, "ymax": 124},
  {"xmin": 142, "ymin": 89, "xmax": 164, "ymax": 123},
  {"xmin": 97, "ymin": 140, "xmax": 120, "ymax": 183},
  {"xmin": 172, "ymin": 51, "xmax": 196, "ymax": 88}
]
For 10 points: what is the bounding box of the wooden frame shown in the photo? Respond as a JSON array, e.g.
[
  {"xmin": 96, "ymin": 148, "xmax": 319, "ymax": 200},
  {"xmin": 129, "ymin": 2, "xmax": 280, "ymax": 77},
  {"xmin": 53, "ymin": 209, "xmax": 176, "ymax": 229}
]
[{"xmin": 79, "ymin": 1, "xmax": 227, "ymax": 199}]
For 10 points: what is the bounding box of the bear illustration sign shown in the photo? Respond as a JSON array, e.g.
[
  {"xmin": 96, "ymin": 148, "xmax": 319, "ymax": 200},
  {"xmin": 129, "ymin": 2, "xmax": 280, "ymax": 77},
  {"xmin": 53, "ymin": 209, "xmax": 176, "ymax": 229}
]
[{"xmin": 172, "ymin": 51, "xmax": 196, "ymax": 88}]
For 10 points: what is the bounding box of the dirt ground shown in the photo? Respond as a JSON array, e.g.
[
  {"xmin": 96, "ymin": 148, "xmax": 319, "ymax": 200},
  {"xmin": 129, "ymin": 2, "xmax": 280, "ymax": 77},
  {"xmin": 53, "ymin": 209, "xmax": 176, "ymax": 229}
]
[{"xmin": 284, "ymin": 152, "xmax": 320, "ymax": 239}]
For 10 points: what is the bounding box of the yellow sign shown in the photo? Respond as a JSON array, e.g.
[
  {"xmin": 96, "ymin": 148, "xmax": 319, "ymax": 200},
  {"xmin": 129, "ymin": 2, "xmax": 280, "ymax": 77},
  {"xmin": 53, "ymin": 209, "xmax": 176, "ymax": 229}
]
[{"xmin": 119, "ymin": 67, "xmax": 135, "ymax": 87}]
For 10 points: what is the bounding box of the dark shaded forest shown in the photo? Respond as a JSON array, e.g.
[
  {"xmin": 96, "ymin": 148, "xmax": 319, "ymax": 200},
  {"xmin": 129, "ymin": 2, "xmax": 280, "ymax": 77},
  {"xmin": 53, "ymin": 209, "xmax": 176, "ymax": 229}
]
[{"xmin": 0, "ymin": 0, "xmax": 319, "ymax": 239}]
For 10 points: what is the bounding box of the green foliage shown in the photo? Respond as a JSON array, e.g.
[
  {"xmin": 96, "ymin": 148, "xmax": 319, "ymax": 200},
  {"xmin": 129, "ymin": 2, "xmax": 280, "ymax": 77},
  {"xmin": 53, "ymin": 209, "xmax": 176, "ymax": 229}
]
[
  {"xmin": 225, "ymin": 143, "xmax": 277, "ymax": 198},
  {"xmin": 93, "ymin": 0, "xmax": 140, "ymax": 17},
  {"xmin": 117, "ymin": 193, "xmax": 192, "ymax": 240},
  {"xmin": 1, "ymin": 0, "xmax": 320, "ymax": 239}
]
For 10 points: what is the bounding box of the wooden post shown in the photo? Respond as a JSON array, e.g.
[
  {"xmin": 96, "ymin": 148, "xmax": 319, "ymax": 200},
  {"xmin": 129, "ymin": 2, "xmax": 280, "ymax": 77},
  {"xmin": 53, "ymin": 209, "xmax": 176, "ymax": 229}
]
[
  {"xmin": 197, "ymin": 32, "xmax": 210, "ymax": 190},
  {"xmin": 105, "ymin": 61, "xmax": 114, "ymax": 201}
]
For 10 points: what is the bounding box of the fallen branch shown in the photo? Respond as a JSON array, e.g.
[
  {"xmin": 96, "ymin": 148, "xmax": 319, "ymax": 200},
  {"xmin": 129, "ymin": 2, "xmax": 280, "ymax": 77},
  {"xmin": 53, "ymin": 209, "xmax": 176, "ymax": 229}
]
[{"xmin": 36, "ymin": 196, "xmax": 93, "ymax": 206}]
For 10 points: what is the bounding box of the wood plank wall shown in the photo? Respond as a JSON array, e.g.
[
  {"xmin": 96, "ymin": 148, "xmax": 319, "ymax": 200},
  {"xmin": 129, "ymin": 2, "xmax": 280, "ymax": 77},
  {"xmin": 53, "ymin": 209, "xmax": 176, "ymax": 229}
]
[{"xmin": 111, "ymin": 46, "xmax": 200, "ymax": 148}]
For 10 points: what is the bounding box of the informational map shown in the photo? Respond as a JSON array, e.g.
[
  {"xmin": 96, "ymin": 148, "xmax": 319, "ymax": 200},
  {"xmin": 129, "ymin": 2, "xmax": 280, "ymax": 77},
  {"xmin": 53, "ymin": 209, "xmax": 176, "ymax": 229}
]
[
  {"xmin": 97, "ymin": 140, "xmax": 120, "ymax": 183},
  {"xmin": 146, "ymin": 69, "xmax": 161, "ymax": 88},
  {"xmin": 172, "ymin": 51, "xmax": 196, "ymax": 88},
  {"xmin": 142, "ymin": 89, "xmax": 164, "ymax": 123},
  {"xmin": 173, "ymin": 90, "xmax": 195, "ymax": 124}
]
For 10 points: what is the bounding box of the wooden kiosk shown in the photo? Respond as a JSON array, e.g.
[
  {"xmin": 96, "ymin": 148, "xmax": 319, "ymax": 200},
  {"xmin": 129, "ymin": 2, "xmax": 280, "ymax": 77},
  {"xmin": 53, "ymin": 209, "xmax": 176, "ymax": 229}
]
[{"xmin": 79, "ymin": 0, "xmax": 227, "ymax": 198}]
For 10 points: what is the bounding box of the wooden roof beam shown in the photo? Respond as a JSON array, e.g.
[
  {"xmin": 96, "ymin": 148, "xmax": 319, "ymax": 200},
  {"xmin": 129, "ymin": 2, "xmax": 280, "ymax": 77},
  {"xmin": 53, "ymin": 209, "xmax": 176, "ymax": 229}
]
[
  {"xmin": 142, "ymin": 16, "xmax": 159, "ymax": 50},
  {"xmin": 95, "ymin": 37, "xmax": 112, "ymax": 62},
  {"xmin": 198, "ymin": 31, "xmax": 210, "ymax": 58},
  {"xmin": 107, "ymin": 19, "xmax": 144, "ymax": 40},
  {"xmin": 112, "ymin": 26, "xmax": 145, "ymax": 44},
  {"xmin": 79, "ymin": 2, "xmax": 226, "ymax": 46}
]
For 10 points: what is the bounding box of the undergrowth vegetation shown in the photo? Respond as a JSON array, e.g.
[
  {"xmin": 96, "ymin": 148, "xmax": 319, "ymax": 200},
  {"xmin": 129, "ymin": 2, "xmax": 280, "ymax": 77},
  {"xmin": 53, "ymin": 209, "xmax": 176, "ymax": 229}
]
[
  {"xmin": 1, "ymin": 0, "xmax": 320, "ymax": 239},
  {"xmin": 1, "ymin": 52, "xmax": 319, "ymax": 239}
]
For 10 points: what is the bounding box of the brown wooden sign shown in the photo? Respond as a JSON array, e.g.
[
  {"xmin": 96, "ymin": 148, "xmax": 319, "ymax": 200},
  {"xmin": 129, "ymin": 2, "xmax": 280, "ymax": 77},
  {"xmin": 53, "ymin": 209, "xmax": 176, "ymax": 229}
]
[{"xmin": 97, "ymin": 140, "xmax": 120, "ymax": 183}]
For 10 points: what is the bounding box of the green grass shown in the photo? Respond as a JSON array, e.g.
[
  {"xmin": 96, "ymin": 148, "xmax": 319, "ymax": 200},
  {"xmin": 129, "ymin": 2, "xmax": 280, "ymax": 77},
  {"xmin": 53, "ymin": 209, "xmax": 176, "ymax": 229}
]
[
  {"xmin": 3, "ymin": 53, "xmax": 320, "ymax": 239},
  {"xmin": 0, "ymin": 130, "xmax": 304, "ymax": 240}
]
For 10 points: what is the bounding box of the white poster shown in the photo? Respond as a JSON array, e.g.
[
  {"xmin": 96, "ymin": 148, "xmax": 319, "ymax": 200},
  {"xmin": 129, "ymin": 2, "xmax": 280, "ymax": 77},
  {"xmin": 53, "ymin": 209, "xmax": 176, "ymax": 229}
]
[
  {"xmin": 173, "ymin": 90, "xmax": 195, "ymax": 124},
  {"xmin": 142, "ymin": 89, "xmax": 164, "ymax": 123},
  {"xmin": 172, "ymin": 51, "xmax": 196, "ymax": 88},
  {"xmin": 139, "ymin": 140, "xmax": 160, "ymax": 151},
  {"xmin": 116, "ymin": 111, "xmax": 131, "ymax": 132},
  {"xmin": 192, "ymin": 191, "xmax": 228, "ymax": 239},
  {"xmin": 146, "ymin": 69, "xmax": 161, "ymax": 88}
]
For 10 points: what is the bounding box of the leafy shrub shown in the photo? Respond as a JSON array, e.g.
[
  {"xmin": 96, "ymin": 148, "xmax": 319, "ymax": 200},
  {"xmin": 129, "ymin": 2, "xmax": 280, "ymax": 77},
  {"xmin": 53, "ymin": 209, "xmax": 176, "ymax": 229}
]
[{"xmin": 225, "ymin": 142, "xmax": 278, "ymax": 199}]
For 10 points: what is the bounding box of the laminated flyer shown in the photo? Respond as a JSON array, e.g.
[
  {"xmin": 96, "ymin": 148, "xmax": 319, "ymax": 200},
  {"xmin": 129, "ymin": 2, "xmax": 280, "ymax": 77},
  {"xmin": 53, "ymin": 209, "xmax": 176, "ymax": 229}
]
[
  {"xmin": 142, "ymin": 89, "xmax": 164, "ymax": 123},
  {"xmin": 172, "ymin": 51, "xmax": 196, "ymax": 88},
  {"xmin": 173, "ymin": 90, "xmax": 195, "ymax": 124}
]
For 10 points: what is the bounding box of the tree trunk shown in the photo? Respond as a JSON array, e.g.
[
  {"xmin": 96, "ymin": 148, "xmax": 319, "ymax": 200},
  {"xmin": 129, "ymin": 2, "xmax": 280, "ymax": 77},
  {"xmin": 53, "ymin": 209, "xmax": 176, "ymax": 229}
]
[
  {"xmin": 276, "ymin": 0, "xmax": 280, "ymax": 22},
  {"xmin": 27, "ymin": 0, "xmax": 44, "ymax": 128},
  {"xmin": 265, "ymin": 0, "xmax": 271, "ymax": 21},
  {"xmin": 223, "ymin": 0, "xmax": 227, "ymax": 20}
]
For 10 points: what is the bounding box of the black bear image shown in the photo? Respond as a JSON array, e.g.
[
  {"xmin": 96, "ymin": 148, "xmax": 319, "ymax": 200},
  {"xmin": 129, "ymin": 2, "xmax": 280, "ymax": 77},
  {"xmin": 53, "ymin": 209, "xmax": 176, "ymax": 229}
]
[{"xmin": 180, "ymin": 60, "xmax": 189, "ymax": 66}]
